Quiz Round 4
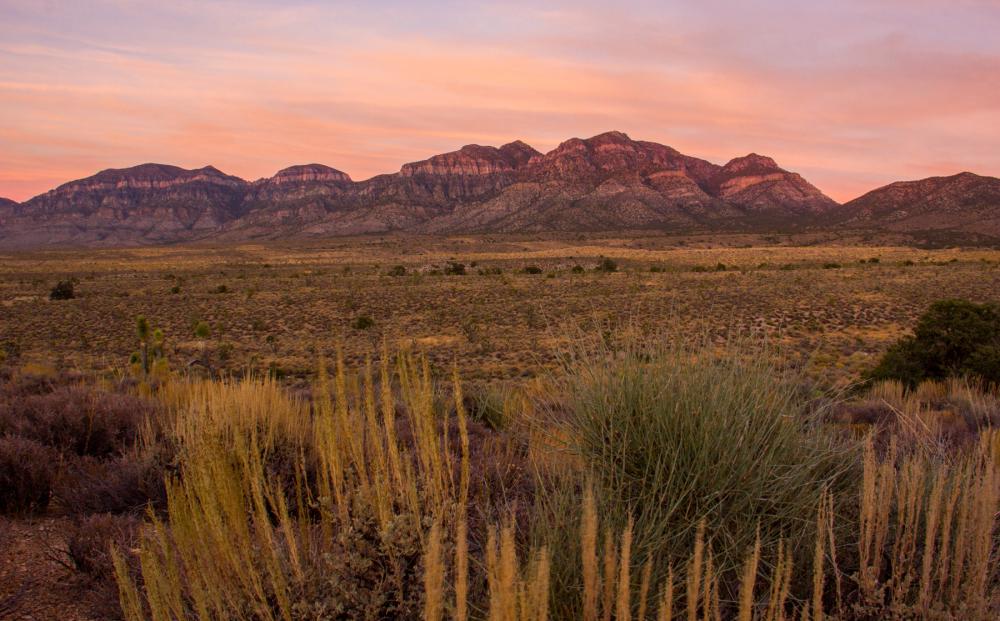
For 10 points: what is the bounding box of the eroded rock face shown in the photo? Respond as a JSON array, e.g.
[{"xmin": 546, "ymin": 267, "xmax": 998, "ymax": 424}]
[
  {"xmin": 1, "ymin": 132, "xmax": 849, "ymax": 246},
  {"xmin": 840, "ymin": 172, "xmax": 1000, "ymax": 235},
  {"xmin": 708, "ymin": 154, "xmax": 839, "ymax": 216},
  {"xmin": 1, "ymin": 164, "xmax": 250, "ymax": 246},
  {"xmin": 267, "ymin": 164, "xmax": 352, "ymax": 185}
]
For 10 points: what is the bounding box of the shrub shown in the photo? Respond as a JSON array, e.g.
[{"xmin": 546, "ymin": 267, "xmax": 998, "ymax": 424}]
[
  {"xmin": 444, "ymin": 262, "xmax": 466, "ymax": 275},
  {"xmin": 353, "ymin": 315, "xmax": 375, "ymax": 330},
  {"xmin": 463, "ymin": 384, "xmax": 515, "ymax": 431},
  {"xmin": 193, "ymin": 321, "xmax": 211, "ymax": 339},
  {"xmin": 522, "ymin": 265, "xmax": 543, "ymax": 275},
  {"xmin": 822, "ymin": 262, "xmax": 841, "ymax": 269},
  {"xmin": 533, "ymin": 339, "xmax": 858, "ymax": 612},
  {"xmin": 0, "ymin": 436, "xmax": 57, "ymax": 514},
  {"xmin": 595, "ymin": 257, "xmax": 617, "ymax": 273},
  {"xmin": 388, "ymin": 265, "xmax": 407, "ymax": 277},
  {"xmin": 67, "ymin": 513, "xmax": 141, "ymax": 617},
  {"xmin": 49, "ymin": 280, "xmax": 75, "ymax": 300},
  {"xmin": 649, "ymin": 265, "xmax": 665, "ymax": 273},
  {"xmin": 571, "ymin": 265, "xmax": 584, "ymax": 274},
  {"xmin": 67, "ymin": 513, "xmax": 140, "ymax": 576},
  {"xmin": 0, "ymin": 386, "xmax": 149, "ymax": 457},
  {"xmin": 869, "ymin": 299, "xmax": 1000, "ymax": 388},
  {"xmin": 212, "ymin": 284, "xmax": 228, "ymax": 294},
  {"xmin": 170, "ymin": 285, "xmax": 180, "ymax": 294},
  {"xmin": 57, "ymin": 450, "xmax": 169, "ymax": 515}
]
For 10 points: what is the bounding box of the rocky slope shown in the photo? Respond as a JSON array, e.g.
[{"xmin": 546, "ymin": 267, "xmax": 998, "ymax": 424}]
[
  {"xmin": 840, "ymin": 172, "xmax": 1000, "ymax": 236},
  {"xmin": 0, "ymin": 131, "xmax": 852, "ymax": 247},
  {"xmin": 1, "ymin": 164, "xmax": 248, "ymax": 246},
  {"xmin": 707, "ymin": 154, "xmax": 838, "ymax": 218}
]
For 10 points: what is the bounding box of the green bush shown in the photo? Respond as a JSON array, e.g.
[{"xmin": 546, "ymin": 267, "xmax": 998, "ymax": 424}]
[
  {"xmin": 869, "ymin": 299, "xmax": 1000, "ymax": 387},
  {"xmin": 194, "ymin": 321, "xmax": 211, "ymax": 339},
  {"xmin": 388, "ymin": 265, "xmax": 406, "ymax": 277},
  {"xmin": 595, "ymin": 257, "xmax": 617, "ymax": 273},
  {"xmin": 571, "ymin": 265, "xmax": 584, "ymax": 274},
  {"xmin": 534, "ymin": 339, "xmax": 857, "ymax": 614},
  {"xmin": 353, "ymin": 315, "xmax": 375, "ymax": 330},
  {"xmin": 50, "ymin": 280, "xmax": 75, "ymax": 300},
  {"xmin": 522, "ymin": 265, "xmax": 543, "ymax": 275},
  {"xmin": 444, "ymin": 262, "xmax": 466, "ymax": 275}
]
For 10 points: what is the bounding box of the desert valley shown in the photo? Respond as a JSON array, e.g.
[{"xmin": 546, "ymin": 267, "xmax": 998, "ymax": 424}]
[{"xmin": 3, "ymin": 2, "xmax": 1000, "ymax": 620}]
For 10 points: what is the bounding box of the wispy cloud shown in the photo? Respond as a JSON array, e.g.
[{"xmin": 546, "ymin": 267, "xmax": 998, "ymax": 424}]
[{"xmin": 0, "ymin": 0, "xmax": 998, "ymax": 202}]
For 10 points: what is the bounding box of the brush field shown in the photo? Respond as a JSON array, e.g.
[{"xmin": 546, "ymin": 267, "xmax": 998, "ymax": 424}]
[
  {"xmin": 2, "ymin": 233, "xmax": 1000, "ymax": 621},
  {"xmin": 2, "ymin": 234, "xmax": 1000, "ymax": 385}
]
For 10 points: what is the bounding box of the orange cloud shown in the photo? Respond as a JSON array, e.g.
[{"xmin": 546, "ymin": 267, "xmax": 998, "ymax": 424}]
[{"xmin": 1, "ymin": 1, "xmax": 999, "ymax": 203}]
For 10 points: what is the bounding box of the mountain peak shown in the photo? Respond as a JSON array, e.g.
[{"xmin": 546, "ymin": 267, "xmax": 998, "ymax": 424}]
[
  {"xmin": 723, "ymin": 153, "xmax": 781, "ymax": 173},
  {"xmin": 269, "ymin": 164, "xmax": 351, "ymax": 185},
  {"xmin": 843, "ymin": 171, "xmax": 1000, "ymax": 231},
  {"xmin": 498, "ymin": 140, "xmax": 541, "ymax": 166},
  {"xmin": 8, "ymin": 131, "xmax": 952, "ymax": 248},
  {"xmin": 709, "ymin": 153, "xmax": 837, "ymax": 215},
  {"xmin": 588, "ymin": 130, "xmax": 633, "ymax": 144},
  {"xmin": 400, "ymin": 142, "xmax": 535, "ymax": 178}
]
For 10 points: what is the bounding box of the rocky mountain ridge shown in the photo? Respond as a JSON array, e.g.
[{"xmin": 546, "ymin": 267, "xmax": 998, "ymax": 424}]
[
  {"xmin": 1, "ymin": 131, "xmax": 996, "ymax": 247},
  {"xmin": 835, "ymin": 172, "xmax": 1000, "ymax": 240}
]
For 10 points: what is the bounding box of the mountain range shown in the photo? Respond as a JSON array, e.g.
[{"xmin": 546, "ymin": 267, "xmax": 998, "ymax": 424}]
[{"xmin": 1, "ymin": 131, "xmax": 998, "ymax": 247}]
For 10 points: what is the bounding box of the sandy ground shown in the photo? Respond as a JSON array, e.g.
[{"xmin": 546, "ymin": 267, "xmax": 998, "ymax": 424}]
[{"xmin": 0, "ymin": 516, "xmax": 111, "ymax": 620}]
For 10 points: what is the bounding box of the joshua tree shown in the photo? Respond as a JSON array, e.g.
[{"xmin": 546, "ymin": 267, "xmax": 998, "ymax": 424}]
[
  {"xmin": 133, "ymin": 316, "xmax": 167, "ymax": 377},
  {"xmin": 193, "ymin": 321, "xmax": 212, "ymax": 374},
  {"xmin": 136, "ymin": 316, "xmax": 151, "ymax": 374}
]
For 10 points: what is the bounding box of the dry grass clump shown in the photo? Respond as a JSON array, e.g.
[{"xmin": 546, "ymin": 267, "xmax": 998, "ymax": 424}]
[
  {"xmin": 0, "ymin": 339, "xmax": 986, "ymax": 620},
  {"xmin": 835, "ymin": 378, "xmax": 1000, "ymax": 452},
  {"xmin": 114, "ymin": 352, "xmax": 476, "ymax": 620},
  {"xmin": 855, "ymin": 432, "xmax": 1000, "ymax": 619}
]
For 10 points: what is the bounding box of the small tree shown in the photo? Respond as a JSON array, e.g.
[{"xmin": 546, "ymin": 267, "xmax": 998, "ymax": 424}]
[
  {"xmin": 869, "ymin": 299, "xmax": 1000, "ymax": 387},
  {"xmin": 132, "ymin": 316, "xmax": 167, "ymax": 377}
]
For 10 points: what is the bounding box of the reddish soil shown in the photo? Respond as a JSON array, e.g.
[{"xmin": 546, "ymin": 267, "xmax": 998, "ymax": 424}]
[{"xmin": 0, "ymin": 516, "xmax": 111, "ymax": 621}]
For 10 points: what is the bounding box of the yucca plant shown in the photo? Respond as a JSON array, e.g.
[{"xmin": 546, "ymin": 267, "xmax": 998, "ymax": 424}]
[{"xmin": 530, "ymin": 336, "xmax": 860, "ymax": 616}]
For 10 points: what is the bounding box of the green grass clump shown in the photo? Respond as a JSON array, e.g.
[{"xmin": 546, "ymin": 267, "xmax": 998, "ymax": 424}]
[{"xmin": 534, "ymin": 338, "xmax": 858, "ymax": 614}]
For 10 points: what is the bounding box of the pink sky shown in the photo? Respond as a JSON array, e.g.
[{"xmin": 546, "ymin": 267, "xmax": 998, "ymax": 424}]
[{"xmin": 1, "ymin": 0, "xmax": 999, "ymax": 203}]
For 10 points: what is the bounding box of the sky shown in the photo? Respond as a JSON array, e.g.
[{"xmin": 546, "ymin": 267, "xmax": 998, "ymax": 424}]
[{"xmin": 1, "ymin": 1, "xmax": 999, "ymax": 203}]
